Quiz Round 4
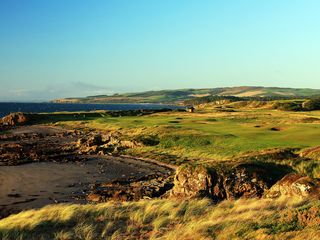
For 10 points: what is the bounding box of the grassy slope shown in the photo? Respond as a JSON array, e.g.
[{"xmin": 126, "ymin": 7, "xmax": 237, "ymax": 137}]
[
  {"xmin": 0, "ymin": 197, "xmax": 319, "ymax": 240},
  {"xmin": 53, "ymin": 86, "xmax": 320, "ymax": 104}
]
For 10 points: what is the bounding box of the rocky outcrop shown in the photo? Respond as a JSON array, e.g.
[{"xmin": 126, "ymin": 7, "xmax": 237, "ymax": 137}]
[
  {"xmin": 266, "ymin": 173, "xmax": 320, "ymax": 199},
  {"xmin": 170, "ymin": 163, "xmax": 291, "ymax": 200},
  {"xmin": 76, "ymin": 133, "xmax": 142, "ymax": 155},
  {"xmin": 0, "ymin": 112, "xmax": 29, "ymax": 126},
  {"xmin": 170, "ymin": 165, "xmax": 212, "ymax": 198}
]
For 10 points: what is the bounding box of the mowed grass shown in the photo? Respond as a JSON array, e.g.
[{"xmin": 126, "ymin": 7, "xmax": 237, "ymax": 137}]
[
  {"xmin": 59, "ymin": 109, "xmax": 320, "ymax": 163},
  {"xmin": 1, "ymin": 197, "xmax": 319, "ymax": 240}
]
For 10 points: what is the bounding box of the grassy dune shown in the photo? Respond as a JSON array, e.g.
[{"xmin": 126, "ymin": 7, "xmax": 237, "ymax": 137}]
[{"xmin": 0, "ymin": 197, "xmax": 319, "ymax": 240}]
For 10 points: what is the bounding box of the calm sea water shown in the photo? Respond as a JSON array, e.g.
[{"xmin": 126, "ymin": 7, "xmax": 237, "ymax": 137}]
[{"xmin": 0, "ymin": 102, "xmax": 183, "ymax": 118}]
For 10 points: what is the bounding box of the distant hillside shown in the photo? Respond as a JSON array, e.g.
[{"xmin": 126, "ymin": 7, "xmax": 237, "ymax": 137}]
[{"xmin": 52, "ymin": 86, "xmax": 320, "ymax": 104}]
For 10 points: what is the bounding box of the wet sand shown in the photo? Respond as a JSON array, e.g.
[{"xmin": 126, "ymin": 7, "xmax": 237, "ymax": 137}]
[{"xmin": 0, "ymin": 156, "xmax": 170, "ymax": 213}]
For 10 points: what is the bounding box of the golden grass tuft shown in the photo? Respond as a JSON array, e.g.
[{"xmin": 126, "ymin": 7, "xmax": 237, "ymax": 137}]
[{"xmin": 1, "ymin": 197, "xmax": 319, "ymax": 240}]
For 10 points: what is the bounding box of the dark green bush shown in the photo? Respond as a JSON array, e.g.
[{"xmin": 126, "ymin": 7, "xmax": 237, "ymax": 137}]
[
  {"xmin": 273, "ymin": 102, "xmax": 302, "ymax": 111},
  {"xmin": 302, "ymin": 98, "xmax": 320, "ymax": 111}
]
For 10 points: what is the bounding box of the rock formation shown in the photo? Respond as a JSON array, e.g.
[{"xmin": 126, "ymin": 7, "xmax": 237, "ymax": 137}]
[
  {"xmin": 266, "ymin": 173, "xmax": 320, "ymax": 199},
  {"xmin": 0, "ymin": 112, "xmax": 29, "ymax": 126},
  {"xmin": 170, "ymin": 163, "xmax": 293, "ymax": 200},
  {"xmin": 76, "ymin": 133, "xmax": 142, "ymax": 155},
  {"xmin": 221, "ymin": 164, "xmax": 269, "ymax": 199},
  {"xmin": 170, "ymin": 165, "xmax": 212, "ymax": 198}
]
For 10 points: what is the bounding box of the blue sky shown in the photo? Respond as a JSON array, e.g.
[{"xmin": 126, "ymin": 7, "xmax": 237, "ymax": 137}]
[{"xmin": 0, "ymin": 0, "xmax": 320, "ymax": 101}]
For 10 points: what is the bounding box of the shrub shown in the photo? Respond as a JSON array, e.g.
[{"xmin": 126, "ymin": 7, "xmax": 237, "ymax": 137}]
[
  {"xmin": 273, "ymin": 102, "xmax": 302, "ymax": 111},
  {"xmin": 302, "ymin": 98, "xmax": 320, "ymax": 111}
]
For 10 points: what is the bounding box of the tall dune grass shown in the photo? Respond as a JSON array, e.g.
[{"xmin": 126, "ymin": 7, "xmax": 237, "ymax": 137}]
[{"xmin": 1, "ymin": 197, "xmax": 319, "ymax": 240}]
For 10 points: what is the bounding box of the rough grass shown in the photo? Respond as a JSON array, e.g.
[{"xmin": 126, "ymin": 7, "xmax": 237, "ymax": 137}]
[{"xmin": 0, "ymin": 197, "xmax": 319, "ymax": 240}]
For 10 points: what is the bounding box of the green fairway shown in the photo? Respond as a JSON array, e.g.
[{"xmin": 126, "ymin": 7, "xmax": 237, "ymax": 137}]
[{"xmin": 57, "ymin": 109, "xmax": 320, "ymax": 165}]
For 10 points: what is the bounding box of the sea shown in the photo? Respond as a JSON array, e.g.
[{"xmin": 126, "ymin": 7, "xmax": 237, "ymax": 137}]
[{"xmin": 0, "ymin": 102, "xmax": 183, "ymax": 118}]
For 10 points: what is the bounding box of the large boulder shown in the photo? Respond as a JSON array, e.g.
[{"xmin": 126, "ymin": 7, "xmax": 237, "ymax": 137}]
[
  {"xmin": 266, "ymin": 173, "xmax": 320, "ymax": 199},
  {"xmin": 170, "ymin": 165, "xmax": 212, "ymax": 198}
]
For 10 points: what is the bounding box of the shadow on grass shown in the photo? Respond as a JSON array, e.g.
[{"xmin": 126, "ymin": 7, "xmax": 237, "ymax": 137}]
[
  {"xmin": 23, "ymin": 109, "xmax": 175, "ymax": 125},
  {"xmin": 0, "ymin": 220, "xmax": 77, "ymax": 240},
  {"xmin": 26, "ymin": 112, "xmax": 105, "ymax": 125},
  {"xmin": 238, "ymin": 161, "xmax": 294, "ymax": 186}
]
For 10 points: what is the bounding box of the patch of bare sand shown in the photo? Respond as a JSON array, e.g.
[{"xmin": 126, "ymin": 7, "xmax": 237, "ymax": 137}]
[{"xmin": 9, "ymin": 125, "xmax": 64, "ymax": 135}]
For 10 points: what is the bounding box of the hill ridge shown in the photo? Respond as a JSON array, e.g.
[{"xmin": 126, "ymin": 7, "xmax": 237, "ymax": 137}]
[{"xmin": 52, "ymin": 86, "xmax": 320, "ymax": 104}]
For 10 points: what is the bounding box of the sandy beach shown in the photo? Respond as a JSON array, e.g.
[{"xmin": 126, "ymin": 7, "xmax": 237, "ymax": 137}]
[{"xmin": 0, "ymin": 155, "xmax": 170, "ymax": 213}]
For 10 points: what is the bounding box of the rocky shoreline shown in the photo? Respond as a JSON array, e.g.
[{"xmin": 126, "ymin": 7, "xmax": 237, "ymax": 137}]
[
  {"xmin": 0, "ymin": 111, "xmax": 164, "ymax": 166},
  {"xmin": 0, "ymin": 112, "xmax": 176, "ymax": 219}
]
